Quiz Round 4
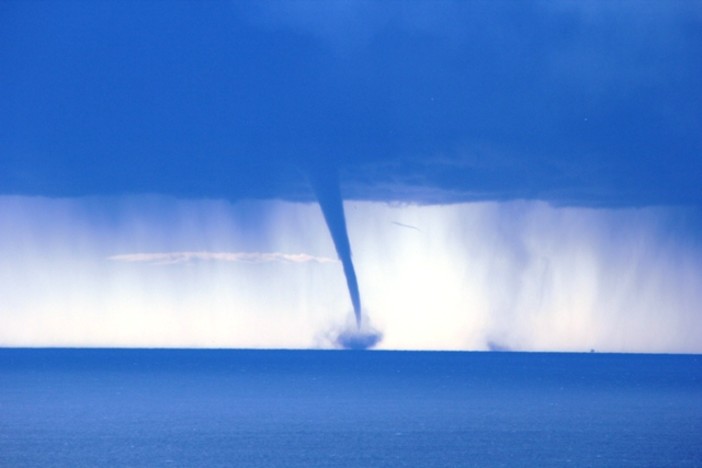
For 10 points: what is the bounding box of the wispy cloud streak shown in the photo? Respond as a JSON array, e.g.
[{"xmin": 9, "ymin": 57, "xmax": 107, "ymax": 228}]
[{"xmin": 108, "ymin": 251, "xmax": 337, "ymax": 266}]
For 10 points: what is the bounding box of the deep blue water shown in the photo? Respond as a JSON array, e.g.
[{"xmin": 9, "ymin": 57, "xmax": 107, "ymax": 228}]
[{"xmin": 1, "ymin": 349, "xmax": 700, "ymax": 467}]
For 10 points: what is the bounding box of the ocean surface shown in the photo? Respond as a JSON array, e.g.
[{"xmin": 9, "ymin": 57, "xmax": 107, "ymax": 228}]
[{"xmin": 1, "ymin": 349, "xmax": 700, "ymax": 467}]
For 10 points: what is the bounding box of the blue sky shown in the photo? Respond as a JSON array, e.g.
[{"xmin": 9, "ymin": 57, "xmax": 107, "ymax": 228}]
[{"xmin": 1, "ymin": 1, "xmax": 701, "ymax": 350}]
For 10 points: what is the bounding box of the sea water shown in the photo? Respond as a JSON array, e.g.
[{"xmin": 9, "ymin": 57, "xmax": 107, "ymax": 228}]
[{"xmin": 1, "ymin": 349, "xmax": 700, "ymax": 467}]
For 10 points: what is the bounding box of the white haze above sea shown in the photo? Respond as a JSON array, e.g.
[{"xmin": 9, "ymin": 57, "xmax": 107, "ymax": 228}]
[{"xmin": 1, "ymin": 196, "xmax": 700, "ymax": 353}]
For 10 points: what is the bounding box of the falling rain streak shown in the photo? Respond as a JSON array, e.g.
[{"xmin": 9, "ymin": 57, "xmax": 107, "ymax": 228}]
[{"xmin": 1, "ymin": 196, "xmax": 701, "ymax": 352}]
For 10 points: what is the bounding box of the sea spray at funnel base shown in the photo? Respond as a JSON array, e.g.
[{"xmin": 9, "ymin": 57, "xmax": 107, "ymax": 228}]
[{"xmin": 308, "ymin": 167, "xmax": 362, "ymax": 327}]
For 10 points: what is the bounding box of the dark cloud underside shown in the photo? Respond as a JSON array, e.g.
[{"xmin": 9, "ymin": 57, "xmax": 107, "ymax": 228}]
[{"xmin": 1, "ymin": 1, "xmax": 701, "ymax": 205}]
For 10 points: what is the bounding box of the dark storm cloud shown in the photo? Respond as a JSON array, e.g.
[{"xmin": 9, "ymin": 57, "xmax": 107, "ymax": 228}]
[{"xmin": 1, "ymin": 1, "xmax": 701, "ymax": 205}]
